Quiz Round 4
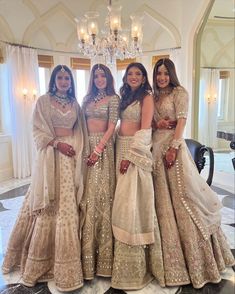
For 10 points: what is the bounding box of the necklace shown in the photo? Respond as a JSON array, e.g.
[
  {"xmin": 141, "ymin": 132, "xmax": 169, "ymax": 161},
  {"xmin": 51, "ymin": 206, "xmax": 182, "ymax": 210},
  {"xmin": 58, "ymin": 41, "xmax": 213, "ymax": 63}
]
[
  {"xmin": 93, "ymin": 90, "xmax": 107, "ymax": 103},
  {"xmin": 158, "ymin": 88, "xmax": 172, "ymax": 96},
  {"xmin": 54, "ymin": 93, "xmax": 71, "ymax": 108}
]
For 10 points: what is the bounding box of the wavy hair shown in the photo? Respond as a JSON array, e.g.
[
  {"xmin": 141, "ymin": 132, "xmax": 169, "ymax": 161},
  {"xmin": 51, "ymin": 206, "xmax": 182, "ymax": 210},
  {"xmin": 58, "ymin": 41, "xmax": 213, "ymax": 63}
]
[{"xmin": 119, "ymin": 62, "xmax": 152, "ymax": 111}]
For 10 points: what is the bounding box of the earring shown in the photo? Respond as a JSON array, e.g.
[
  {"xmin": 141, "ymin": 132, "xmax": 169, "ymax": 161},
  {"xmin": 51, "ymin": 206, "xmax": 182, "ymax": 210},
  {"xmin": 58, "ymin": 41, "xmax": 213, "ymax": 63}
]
[
  {"xmin": 68, "ymin": 87, "xmax": 72, "ymax": 94},
  {"xmin": 52, "ymin": 84, "xmax": 56, "ymax": 92}
]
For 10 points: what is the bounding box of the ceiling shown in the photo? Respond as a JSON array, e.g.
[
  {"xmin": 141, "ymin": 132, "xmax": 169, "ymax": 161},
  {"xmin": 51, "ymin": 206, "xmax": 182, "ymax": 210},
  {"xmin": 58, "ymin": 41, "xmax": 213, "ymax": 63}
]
[{"xmin": 0, "ymin": 0, "xmax": 234, "ymax": 55}]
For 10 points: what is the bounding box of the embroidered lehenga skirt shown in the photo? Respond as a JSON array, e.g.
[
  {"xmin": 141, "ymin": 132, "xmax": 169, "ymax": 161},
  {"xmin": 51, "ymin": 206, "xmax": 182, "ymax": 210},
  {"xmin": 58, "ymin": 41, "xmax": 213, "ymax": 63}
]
[
  {"xmin": 2, "ymin": 136, "xmax": 84, "ymax": 292},
  {"xmin": 111, "ymin": 135, "xmax": 165, "ymax": 290},
  {"xmin": 152, "ymin": 130, "xmax": 235, "ymax": 289},
  {"xmin": 80, "ymin": 133, "xmax": 115, "ymax": 279}
]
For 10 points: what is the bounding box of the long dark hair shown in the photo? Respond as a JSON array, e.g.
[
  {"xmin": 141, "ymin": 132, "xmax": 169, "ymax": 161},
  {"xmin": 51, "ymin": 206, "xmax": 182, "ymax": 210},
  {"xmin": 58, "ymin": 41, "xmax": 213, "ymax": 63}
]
[
  {"xmin": 152, "ymin": 58, "xmax": 181, "ymax": 99},
  {"xmin": 48, "ymin": 64, "xmax": 76, "ymax": 99},
  {"xmin": 82, "ymin": 63, "xmax": 117, "ymax": 108},
  {"xmin": 119, "ymin": 62, "xmax": 152, "ymax": 111}
]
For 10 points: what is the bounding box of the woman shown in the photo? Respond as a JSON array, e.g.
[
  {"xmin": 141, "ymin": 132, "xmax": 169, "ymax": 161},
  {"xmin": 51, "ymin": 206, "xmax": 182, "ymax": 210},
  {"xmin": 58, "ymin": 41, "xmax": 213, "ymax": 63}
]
[
  {"xmin": 80, "ymin": 64, "xmax": 120, "ymax": 280},
  {"xmin": 108, "ymin": 62, "xmax": 165, "ymax": 292},
  {"xmin": 2, "ymin": 65, "xmax": 87, "ymax": 292},
  {"xmin": 152, "ymin": 58, "xmax": 235, "ymax": 289}
]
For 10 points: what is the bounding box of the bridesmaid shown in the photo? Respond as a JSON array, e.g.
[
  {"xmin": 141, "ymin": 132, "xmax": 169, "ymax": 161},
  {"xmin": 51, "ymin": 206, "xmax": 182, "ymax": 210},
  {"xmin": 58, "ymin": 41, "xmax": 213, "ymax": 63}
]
[
  {"xmin": 80, "ymin": 64, "xmax": 120, "ymax": 280},
  {"xmin": 152, "ymin": 58, "xmax": 235, "ymax": 288}
]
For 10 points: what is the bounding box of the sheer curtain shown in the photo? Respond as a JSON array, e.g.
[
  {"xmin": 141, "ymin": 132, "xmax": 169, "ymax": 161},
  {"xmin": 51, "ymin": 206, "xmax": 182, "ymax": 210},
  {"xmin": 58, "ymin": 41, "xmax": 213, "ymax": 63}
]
[
  {"xmin": 199, "ymin": 68, "xmax": 219, "ymax": 148},
  {"xmin": 6, "ymin": 45, "xmax": 39, "ymax": 178}
]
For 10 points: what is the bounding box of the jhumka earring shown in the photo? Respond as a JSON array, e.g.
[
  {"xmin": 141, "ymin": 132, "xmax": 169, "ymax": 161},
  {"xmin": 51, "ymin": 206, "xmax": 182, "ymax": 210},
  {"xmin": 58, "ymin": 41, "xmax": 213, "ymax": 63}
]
[
  {"xmin": 52, "ymin": 84, "xmax": 56, "ymax": 92},
  {"xmin": 68, "ymin": 87, "xmax": 72, "ymax": 94}
]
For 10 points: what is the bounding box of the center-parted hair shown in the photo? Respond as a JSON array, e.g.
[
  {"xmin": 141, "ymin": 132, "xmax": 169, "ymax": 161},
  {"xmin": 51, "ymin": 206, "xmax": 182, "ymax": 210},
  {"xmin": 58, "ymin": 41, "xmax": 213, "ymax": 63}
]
[
  {"xmin": 48, "ymin": 64, "xmax": 76, "ymax": 99},
  {"xmin": 82, "ymin": 64, "xmax": 117, "ymax": 109},
  {"xmin": 152, "ymin": 58, "xmax": 181, "ymax": 99}
]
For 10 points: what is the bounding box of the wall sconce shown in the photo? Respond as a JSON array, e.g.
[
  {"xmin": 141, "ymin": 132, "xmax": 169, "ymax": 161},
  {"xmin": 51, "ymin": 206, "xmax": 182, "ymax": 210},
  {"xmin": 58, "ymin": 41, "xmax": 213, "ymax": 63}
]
[
  {"xmin": 32, "ymin": 89, "xmax": 37, "ymax": 100},
  {"xmin": 22, "ymin": 88, "xmax": 28, "ymax": 99},
  {"xmin": 207, "ymin": 94, "xmax": 211, "ymax": 104}
]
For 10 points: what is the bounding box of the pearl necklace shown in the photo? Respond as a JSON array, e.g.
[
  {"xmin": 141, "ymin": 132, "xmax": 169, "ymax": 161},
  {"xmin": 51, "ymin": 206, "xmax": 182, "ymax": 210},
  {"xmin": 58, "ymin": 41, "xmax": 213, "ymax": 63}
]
[
  {"xmin": 93, "ymin": 90, "xmax": 107, "ymax": 103},
  {"xmin": 54, "ymin": 93, "xmax": 71, "ymax": 108}
]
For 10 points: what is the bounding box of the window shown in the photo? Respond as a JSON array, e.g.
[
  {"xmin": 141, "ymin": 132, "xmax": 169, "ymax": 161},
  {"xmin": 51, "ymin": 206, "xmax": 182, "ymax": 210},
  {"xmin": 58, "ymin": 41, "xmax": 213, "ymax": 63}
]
[
  {"xmin": 116, "ymin": 69, "xmax": 125, "ymax": 92},
  {"xmin": 217, "ymin": 71, "xmax": 230, "ymax": 120},
  {"xmin": 75, "ymin": 69, "xmax": 90, "ymax": 105},
  {"xmin": 38, "ymin": 67, "xmax": 51, "ymax": 96}
]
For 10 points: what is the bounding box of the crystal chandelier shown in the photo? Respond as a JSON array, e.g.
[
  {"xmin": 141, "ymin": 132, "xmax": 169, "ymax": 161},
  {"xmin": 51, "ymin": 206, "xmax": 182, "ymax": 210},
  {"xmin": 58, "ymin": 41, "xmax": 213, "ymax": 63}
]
[{"xmin": 76, "ymin": 0, "xmax": 143, "ymax": 64}]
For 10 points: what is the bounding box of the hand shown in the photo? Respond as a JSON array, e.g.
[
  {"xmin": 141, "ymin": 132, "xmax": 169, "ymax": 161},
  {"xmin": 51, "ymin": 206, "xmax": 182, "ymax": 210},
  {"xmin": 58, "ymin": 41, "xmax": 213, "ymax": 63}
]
[
  {"xmin": 156, "ymin": 116, "xmax": 177, "ymax": 129},
  {"xmin": 57, "ymin": 142, "xmax": 76, "ymax": 157},
  {"xmin": 87, "ymin": 152, "xmax": 99, "ymax": 167},
  {"xmin": 120, "ymin": 160, "xmax": 130, "ymax": 174},
  {"xmin": 164, "ymin": 147, "xmax": 177, "ymax": 169}
]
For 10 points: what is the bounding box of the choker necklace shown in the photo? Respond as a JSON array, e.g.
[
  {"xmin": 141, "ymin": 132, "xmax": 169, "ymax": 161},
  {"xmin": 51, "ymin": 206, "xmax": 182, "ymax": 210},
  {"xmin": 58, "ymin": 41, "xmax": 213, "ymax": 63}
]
[
  {"xmin": 93, "ymin": 90, "xmax": 107, "ymax": 103},
  {"xmin": 54, "ymin": 93, "xmax": 71, "ymax": 108},
  {"xmin": 158, "ymin": 88, "xmax": 172, "ymax": 96}
]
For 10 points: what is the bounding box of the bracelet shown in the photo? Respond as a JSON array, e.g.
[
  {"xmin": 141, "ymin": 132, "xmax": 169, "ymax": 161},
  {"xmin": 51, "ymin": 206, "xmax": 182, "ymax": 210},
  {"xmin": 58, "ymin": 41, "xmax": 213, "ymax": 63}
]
[
  {"xmin": 53, "ymin": 139, "xmax": 59, "ymax": 149},
  {"xmin": 170, "ymin": 138, "xmax": 183, "ymax": 149},
  {"xmin": 93, "ymin": 149, "xmax": 102, "ymax": 157},
  {"xmin": 95, "ymin": 145, "xmax": 103, "ymax": 153}
]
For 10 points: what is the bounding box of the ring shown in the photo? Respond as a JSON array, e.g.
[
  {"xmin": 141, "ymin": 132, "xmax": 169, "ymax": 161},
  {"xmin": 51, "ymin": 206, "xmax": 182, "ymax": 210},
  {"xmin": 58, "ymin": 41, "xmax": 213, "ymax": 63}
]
[
  {"xmin": 69, "ymin": 147, "xmax": 73, "ymax": 151},
  {"xmin": 124, "ymin": 167, "xmax": 127, "ymax": 170},
  {"xmin": 67, "ymin": 151, "xmax": 70, "ymax": 155}
]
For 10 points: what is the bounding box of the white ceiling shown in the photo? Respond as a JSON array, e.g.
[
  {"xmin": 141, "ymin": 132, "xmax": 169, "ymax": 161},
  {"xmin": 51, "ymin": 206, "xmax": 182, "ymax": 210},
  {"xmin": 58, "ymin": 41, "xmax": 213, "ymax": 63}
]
[{"xmin": 0, "ymin": 0, "xmax": 234, "ymax": 54}]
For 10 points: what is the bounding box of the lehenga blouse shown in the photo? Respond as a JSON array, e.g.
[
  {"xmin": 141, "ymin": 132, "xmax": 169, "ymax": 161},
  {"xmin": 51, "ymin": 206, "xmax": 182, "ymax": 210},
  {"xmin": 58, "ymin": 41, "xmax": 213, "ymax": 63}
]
[
  {"xmin": 85, "ymin": 95, "xmax": 120, "ymax": 124},
  {"xmin": 120, "ymin": 101, "xmax": 141, "ymax": 123},
  {"xmin": 51, "ymin": 104, "xmax": 77, "ymax": 129}
]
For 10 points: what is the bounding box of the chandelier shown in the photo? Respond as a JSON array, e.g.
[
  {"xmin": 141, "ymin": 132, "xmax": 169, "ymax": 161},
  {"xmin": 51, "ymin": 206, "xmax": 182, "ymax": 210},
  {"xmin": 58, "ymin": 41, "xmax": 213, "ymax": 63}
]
[{"xmin": 76, "ymin": 0, "xmax": 143, "ymax": 64}]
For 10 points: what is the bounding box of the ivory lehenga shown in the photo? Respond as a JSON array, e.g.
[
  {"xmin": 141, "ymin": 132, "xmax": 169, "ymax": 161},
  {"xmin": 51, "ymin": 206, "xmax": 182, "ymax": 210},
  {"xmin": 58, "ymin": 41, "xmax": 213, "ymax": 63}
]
[
  {"xmin": 152, "ymin": 86, "xmax": 235, "ymax": 289},
  {"xmin": 80, "ymin": 95, "xmax": 120, "ymax": 279},
  {"xmin": 2, "ymin": 94, "xmax": 87, "ymax": 292},
  {"xmin": 111, "ymin": 101, "xmax": 165, "ymax": 290}
]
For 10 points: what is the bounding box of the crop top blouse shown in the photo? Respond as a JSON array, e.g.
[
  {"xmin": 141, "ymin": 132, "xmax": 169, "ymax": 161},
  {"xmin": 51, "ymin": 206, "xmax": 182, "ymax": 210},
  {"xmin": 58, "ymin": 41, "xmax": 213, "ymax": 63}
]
[
  {"xmin": 120, "ymin": 101, "xmax": 141, "ymax": 123},
  {"xmin": 85, "ymin": 95, "xmax": 120, "ymax": 124},
  {"xmin": 51, "ymin": 104, "xmax": 77, "ymax": 129}
]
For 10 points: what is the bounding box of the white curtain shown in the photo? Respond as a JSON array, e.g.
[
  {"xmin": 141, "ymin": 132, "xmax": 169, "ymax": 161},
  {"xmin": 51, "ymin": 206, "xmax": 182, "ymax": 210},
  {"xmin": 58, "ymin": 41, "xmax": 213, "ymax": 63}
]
[
  {"xmin": 6, "ymin": 45, "xmax": 39, "ymax": 178},
  {"xmin": 198, "ymin": 68, "xmax": 219, "ymax": 148}
]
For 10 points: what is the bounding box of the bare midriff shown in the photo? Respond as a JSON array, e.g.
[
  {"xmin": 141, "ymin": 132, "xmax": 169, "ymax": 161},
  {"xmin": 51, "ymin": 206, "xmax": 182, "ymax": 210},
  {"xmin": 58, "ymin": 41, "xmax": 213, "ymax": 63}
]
[
  {"xmin": 54, "ymin": 127, "xmax": 73, "ymax": 137},
  {"xmin": 118, "ymin": 121, "xmax": 141, "ymax": 136},
  {"xmin": 86, "ymin": 119, "xmax": 108, "ymax": 134}
]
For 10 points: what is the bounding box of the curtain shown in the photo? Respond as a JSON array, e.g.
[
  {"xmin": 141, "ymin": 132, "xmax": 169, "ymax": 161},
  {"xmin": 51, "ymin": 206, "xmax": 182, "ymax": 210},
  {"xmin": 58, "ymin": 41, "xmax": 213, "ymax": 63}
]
[
  {"xmin": 198, "ymin": 68, "xmax": 219, "ymax": 148},
  {"xmin": 6, "ymin": 45, "xmax": 39, "ymax": 178}
]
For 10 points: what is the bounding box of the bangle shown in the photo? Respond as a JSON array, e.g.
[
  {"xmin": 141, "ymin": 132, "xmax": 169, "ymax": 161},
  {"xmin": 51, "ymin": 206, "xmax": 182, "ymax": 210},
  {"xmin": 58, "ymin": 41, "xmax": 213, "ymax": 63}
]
[
  {"xmin": 94, "ymin": 149, "xmax": 102, "ymax": 157},
  {"xmin": 170, "ymin": 139, "xmax": 183, "ymax": 149},
  {"xmin": 95, "ymin": 145, "xmax": 103, "ymax": 154},
  {"xmin": 53, "ymin": 139, "xmax": 59, "ymax": 149}
]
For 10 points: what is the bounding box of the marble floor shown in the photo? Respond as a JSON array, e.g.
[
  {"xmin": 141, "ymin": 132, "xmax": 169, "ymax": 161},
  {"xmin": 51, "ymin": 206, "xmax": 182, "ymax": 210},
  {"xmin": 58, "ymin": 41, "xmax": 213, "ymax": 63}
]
[{"xmin": 0, "ymin": 152, "xmax": 234, "ymax": 294}]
